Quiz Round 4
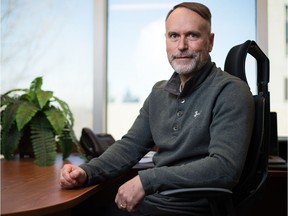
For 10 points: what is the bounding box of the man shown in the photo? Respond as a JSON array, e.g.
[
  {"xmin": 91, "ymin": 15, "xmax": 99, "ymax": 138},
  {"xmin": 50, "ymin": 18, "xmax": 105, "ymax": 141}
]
[{"xmin": 60, "ymin": 2, "xmax": 254, "ymax": 215}]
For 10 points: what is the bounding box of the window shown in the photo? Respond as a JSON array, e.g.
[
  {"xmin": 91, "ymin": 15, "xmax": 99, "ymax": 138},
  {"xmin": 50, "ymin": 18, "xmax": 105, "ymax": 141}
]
[
  {"xmin": 1, "ymin": 0, "xmax": 94, "ymax": 138},
  {"xmin": 268, "ymin": 0, "xmax": 288, "ymax": 136},
  {"xmin": 107, "ymin": 0, "xmax": 256, "ymax": 139},
  {"xmin": 286, "ymin": 5, "xmax": 288, "ymax": 55}
]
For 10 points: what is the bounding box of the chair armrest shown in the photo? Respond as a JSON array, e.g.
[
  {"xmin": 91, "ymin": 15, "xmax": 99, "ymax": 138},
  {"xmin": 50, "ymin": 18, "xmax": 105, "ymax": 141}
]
[
  {"xmin": 160, "ymin": 188, "xmax": 236, "ymax": 216},
  {"xmin": 160, "ymin": 187, "xmax": 233, "ymax": 199}
]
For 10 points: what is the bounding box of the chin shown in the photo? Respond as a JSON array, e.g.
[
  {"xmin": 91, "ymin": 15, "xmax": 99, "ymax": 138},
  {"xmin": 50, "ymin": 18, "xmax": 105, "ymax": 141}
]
[
  {"xmin": 173, "ymin": 65, "xmax": 195, "ymax": 75},
  {"xmin": 172, "ymin": 60, "xmax": 196, "ymax": 73}
]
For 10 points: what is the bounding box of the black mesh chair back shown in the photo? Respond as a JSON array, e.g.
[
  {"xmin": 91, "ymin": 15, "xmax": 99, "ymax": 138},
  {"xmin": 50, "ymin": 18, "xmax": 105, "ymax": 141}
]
[{"xmin": 224, "ymin": 40, "xmax": 270, "ymax": 214}]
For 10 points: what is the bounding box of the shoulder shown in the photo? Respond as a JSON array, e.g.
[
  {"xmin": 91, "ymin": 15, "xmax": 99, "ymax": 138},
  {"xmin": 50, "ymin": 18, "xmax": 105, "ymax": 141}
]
[
  {"xmin": 210, "ymin": 66, "xmax": 251, "ymax": 92},
  {"xmin": 207, "ymin": 66, "xmax": 254, "ymax": 106},
  {"xmin": 152, "ymin": 80, "xmax": 168, "ymax": 89},
  {"xmin": 212, "ymin": 65, "xmax": 245, "ymax": 83}
]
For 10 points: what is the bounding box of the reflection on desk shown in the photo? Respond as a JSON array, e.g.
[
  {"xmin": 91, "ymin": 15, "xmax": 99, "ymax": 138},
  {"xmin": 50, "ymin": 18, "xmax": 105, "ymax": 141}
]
[{"xmin": 1, "ymin": 154, "xmax": 100, "ymax": 216}]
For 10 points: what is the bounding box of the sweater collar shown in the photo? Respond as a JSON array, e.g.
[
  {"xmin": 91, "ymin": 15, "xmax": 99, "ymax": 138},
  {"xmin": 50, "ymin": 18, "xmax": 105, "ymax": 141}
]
[{"xmin": 164, "ymin": 59, "xmax": 214, "ymax": 96}]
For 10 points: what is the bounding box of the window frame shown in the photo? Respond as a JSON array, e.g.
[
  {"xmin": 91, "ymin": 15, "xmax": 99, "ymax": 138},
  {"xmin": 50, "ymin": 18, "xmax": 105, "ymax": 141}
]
[{"xmin": 94, "ymin": 0, "xmax": 268, "ymax": 133}]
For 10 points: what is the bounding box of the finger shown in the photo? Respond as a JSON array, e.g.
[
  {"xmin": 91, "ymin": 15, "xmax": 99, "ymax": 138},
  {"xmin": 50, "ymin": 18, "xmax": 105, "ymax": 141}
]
[
  {"xmin": 115, "ymin": 190, "xmax": 127, "ymax": 210},
  {"xmin": 59, "ymin": 178, "xmax": 74, "ymax": 189},
  {"xmin": 59, "ymin": 172, "xmax": 76, "ymax": 187},
  {"xmin": 61, "ymin": 171, "xmax": 76, "ymax": 185},
  {"xmin": 115, "ymin": 192, "xmax": 121, "ymax": 207},
  {"xmin": 61, "ymin": 166, "xmax": 78, "ymax": 184},
  {"xmin": 60, "ymin": 176, "xmax": 82, "ymax": 189},
  {"xmin": 118, "ymin": 201, "xmax": 127, "ymax": 211},
  {"xmin": 125, "ymin": 197, "xmax": 137, "ymax": 212},
  {"xmin": 59, "ymin": 171, "xmax": 76, "ymax": 189}
]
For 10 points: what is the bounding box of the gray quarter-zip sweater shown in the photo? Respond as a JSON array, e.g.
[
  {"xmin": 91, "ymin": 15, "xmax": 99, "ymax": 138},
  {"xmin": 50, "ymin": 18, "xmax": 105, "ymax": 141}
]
[{"xmin": 79, "ymin": 60, "xmax": 254, "ymax": 207}]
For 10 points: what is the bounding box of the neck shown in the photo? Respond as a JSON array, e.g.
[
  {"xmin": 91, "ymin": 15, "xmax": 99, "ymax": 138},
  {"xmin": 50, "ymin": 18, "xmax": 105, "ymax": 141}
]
[{"xmin": 179, "ymin": 72, "xmax": 195, "ymax": 90}]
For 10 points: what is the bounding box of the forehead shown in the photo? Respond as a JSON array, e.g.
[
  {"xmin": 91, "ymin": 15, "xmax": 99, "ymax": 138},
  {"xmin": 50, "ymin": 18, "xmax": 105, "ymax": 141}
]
[{"xmin": 165, "ymin": 7, "xmax": 210, "ymax": 32}]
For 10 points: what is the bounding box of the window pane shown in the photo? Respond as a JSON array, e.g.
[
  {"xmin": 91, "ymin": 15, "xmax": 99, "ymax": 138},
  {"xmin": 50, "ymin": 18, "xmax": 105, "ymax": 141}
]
[
  {"xmin": 268, "ymin": 0, "xmax": 288, "ymax": 136},
  {"xmin": 107, "ymin": 0, "xmax": 256, "ymax": 139},
  {"xmin": 1, "ymin": 0, "xmax": 94, "ymax": 138}
]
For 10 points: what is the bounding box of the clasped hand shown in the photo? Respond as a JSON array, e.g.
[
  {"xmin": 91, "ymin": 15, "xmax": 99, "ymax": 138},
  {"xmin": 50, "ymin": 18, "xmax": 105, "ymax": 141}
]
[
  {"xmin": 60, "ymin": 164, "xmax": 87, "ymax": 189},
  {"xmin": 60, "ymin": 164, "xmax": 145, "ymax": 212},
  {"xmin": 115, "ymin": 175, "xmax": 145, "ymax": 212}
]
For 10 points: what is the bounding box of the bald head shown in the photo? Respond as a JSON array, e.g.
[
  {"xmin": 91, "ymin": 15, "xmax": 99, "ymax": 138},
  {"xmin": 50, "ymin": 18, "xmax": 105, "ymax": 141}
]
[{"xmin": 166, "ymin": 2, "xmax": 212, "ymax": 31}]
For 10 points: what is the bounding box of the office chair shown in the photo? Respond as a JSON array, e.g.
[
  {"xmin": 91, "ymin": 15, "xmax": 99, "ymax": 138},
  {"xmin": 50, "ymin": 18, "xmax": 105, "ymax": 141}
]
[{"xmin": 160, "ymin": 40, "xmax": 270, "ymax": 216}]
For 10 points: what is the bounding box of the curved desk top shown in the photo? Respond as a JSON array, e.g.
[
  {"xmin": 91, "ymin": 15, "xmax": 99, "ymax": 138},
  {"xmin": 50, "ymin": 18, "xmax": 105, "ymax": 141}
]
[{"xmin": 1, "ymin": 154, "xmax": 100, "ymax": 216}]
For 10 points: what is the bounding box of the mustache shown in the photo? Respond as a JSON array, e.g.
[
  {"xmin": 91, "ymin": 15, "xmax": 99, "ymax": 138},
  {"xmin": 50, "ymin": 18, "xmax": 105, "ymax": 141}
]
[{"xmin": 170, "ymin": 51, "xmax": 196, "ymax": 60}]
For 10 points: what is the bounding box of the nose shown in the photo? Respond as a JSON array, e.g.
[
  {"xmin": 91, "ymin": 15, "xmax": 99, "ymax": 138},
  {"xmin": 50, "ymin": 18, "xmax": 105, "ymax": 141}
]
[{"xmin": 178, "ymin": 36, "xmax": 188, "ymax": 51}]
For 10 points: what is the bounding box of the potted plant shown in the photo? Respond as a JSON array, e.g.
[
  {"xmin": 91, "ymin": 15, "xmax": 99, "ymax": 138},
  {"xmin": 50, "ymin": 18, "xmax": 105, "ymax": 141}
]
[{"xmin": 0, "ymin": 77, "xmax": 82, "ymax": 166}]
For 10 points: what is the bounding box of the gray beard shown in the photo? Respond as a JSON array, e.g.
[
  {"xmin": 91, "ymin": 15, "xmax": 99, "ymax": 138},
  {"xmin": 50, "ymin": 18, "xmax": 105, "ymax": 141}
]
[
  {"xmin": 169, "ymin": 53, "xmax": 207, "ymax": 75},
  {"xmin": 171, "ymin": 60, "xmax": 197, "ymax": 75}
]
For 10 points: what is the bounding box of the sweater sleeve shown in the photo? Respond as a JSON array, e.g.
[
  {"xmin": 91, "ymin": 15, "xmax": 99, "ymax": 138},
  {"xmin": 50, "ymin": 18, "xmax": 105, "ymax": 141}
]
[{"xmin": 79, "ymin": 96, "xmax": 154, "ymax": 186}]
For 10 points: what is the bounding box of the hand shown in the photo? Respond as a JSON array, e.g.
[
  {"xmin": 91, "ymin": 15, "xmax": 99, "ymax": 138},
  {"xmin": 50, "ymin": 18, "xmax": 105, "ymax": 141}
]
[
  {"xmin": 115, "ymin": 175, "xmax": 145, "ymax": 212},
  {"xmin": 60, "ymin": 164, "xmax": 87, "ymax": 189}
]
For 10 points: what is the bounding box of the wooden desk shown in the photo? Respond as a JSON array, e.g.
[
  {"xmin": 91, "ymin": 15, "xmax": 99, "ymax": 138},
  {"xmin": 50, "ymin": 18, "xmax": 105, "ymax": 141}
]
[
  {"xmin": 2, "ymin": 154, "xmax": 286, "ymax": 216},
  {"xmin": 1, "ymin": 154, "xmax": 100, "ymax": 216}
]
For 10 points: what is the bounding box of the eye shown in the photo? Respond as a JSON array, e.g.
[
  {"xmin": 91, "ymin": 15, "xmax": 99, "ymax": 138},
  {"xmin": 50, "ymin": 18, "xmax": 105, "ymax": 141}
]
[
  {"xmin": 168, "ymin": 32, "xmax": 178, "ymax": 39},
  {"xmin": 187, "ymin": 32, "xmax": 199, "ymax": 40},
  {"xmin": 189, "ymin": 33, "xmax": 196, "ymax": 38}
]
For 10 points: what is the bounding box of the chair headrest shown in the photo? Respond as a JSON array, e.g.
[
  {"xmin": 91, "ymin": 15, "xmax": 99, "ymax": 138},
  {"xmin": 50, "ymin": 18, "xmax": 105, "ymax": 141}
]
[{"xmin": 224, "ymin": 40, "xmax": 269, "ymax": 91}]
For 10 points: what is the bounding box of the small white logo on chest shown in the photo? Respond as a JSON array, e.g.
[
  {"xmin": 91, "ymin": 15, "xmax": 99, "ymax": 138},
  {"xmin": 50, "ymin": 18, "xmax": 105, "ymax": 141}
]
[{"xmin": 194, "ymin": 111, "xmax": 201, "ymax": 117}]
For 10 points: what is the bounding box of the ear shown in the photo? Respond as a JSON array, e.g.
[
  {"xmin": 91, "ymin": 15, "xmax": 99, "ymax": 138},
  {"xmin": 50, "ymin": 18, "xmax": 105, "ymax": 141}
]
[{"xmin": 209, "ymin": 33, "xmax": 215, "ymax": 52}]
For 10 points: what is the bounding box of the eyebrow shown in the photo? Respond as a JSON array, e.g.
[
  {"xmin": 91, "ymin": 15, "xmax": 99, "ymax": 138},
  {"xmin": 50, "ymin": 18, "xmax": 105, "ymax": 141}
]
[
  {"xmin": 167, "ymin": 31, "xmax": 178, "ymax": 36},
  {"xmin": 167, "ymin": 30, "xmax": 200, "ymax": 37}
]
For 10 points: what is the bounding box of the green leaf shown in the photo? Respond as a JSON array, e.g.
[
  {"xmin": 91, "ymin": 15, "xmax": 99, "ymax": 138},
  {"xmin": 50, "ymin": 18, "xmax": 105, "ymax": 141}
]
[
  {"xmin": 53, "ymin": 96, "xmax": 75, "ymax": 126},
  {"xmin": 0, "ymin": 123, "xmax": 22, "ymax": 159},
  {"xmin": 1, "ymin": 102, "xmax": 20, "ymax": 133},
  {"xmin": 1, "ymin": 94, "xmax": 18, "ymax": 107},
  {"xmin": 30, "ymin": 77, "xmax": 43, "ymax": 92},
  {"xmin": 19, "ymin": 93, "xmax": 32, "ymax": 102},
  {"xmin": 29, "ymin": 77, "xmax": 43, "ymax": 102},
  {"xmin": 44, "ymin": 107, "xmax": 66, "ymax": 135},
  {"xmin": 30, "ymin": 114, "xmax": 56, "ymax": 166},
  {"xmin": 2, "ymin": 88, "xmax": 28, "ymax": 99},
  {"xmin": 36, "ymin": 90, "xmax": 53, "ymax": 109},
  {"xmin": 15, "ymin": 103, "xmax": 39, "ymax": 131}
]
